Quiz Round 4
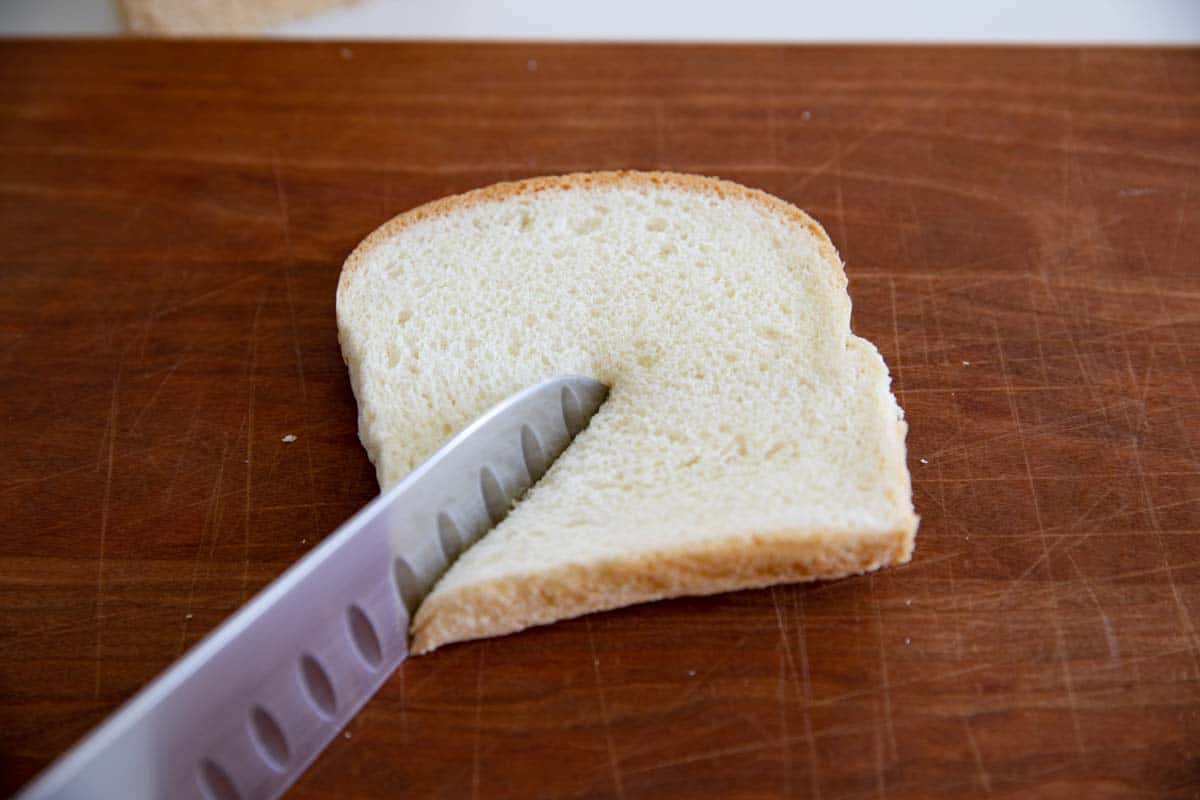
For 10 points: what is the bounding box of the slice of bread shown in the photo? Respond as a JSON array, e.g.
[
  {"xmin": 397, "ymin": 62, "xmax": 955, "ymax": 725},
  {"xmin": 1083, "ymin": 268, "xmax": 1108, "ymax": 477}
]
[
  {"xmin": 337, "ymin": 171, "xmax": 918, "ymax": 653},
  {"xmin": 121, "ymin": 0, "xmax": 357, "ymax": 34}
]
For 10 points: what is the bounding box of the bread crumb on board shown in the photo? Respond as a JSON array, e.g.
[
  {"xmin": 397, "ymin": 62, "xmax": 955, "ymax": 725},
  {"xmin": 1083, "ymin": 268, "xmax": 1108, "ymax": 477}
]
[{"xmin": 281, "ymin": 434, "xmax": 298, "ymax": 443}]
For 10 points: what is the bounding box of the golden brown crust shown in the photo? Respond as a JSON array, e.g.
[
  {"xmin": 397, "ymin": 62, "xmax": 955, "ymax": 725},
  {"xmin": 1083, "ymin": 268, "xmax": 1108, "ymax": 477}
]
[
  {"xmin": 339, "ymin": 170, "xmax": 844, "ymax": 287},
  {"xmin": 411, "ymin": 523, "xmax": 915, "ymax": 653}
]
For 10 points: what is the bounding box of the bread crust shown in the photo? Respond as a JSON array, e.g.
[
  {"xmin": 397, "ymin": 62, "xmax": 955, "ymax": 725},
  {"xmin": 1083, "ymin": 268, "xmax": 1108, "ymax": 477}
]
[
  {"xmin": 412, "ymin": 525, "xmax": 914, "ymax": 653},
  {"xmin": 340, "ymin": 170, "xmax": 844, "ymax": 285}
]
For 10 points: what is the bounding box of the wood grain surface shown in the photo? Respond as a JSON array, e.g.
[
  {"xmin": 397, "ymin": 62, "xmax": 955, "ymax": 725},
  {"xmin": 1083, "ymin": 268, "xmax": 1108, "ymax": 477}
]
[{"xmin": 1, "ymin": 41, "xmax": 1198, "ymax": 798}]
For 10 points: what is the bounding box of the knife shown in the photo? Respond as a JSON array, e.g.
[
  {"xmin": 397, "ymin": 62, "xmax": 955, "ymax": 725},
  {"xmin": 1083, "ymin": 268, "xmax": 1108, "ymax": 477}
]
[{"xmin": 18, "ymin": 375, "xmax": 609, "ymax": 800}]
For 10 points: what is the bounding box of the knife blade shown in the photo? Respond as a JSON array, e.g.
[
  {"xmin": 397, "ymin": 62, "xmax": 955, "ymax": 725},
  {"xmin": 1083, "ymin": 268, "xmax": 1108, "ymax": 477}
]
[{"xmin": 18, "ymin": 375, "xmax": 609, "ymax": 800}]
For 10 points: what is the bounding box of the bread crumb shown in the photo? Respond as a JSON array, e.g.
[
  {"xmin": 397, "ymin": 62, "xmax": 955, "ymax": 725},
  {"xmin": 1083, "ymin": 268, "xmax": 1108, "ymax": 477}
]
[
  {"xmin": 687, "ymin": 670, "xmax": 696, "ymax": 677},
  {"xmin": 801, "ymin": 110, "xmax": 812, "ymax": 121},
  {"xmin": 343, "ymin": 731, "xmax": 352, "ymax": 739},
  {"xmin": 905, "ymin": 599, "xmax": 912, "ymax": 606},
  {"xmin": 527, "ymin": 58, "xmax": 538, "ymax": 72},
  {"xmin": 904, "ymin": 637, "xmax": 911, "ymax": 645},
  {"xmin": 340, "ymin": 47, "xmax": 353, "ymax": 60},
  {"xmin": 282, "ymin": 434, "xmax": 298, "ymax": 443},
  {"xmin": 185, "ymin": 613, "xmax": 193, "ymax": 619},
  {"xmin": 919, "ymin": 458, "xmax": 928, "ymax": 465},
  {"xmin": 961, "ymin": 360, "xmax": 971, "ymax": 366}
]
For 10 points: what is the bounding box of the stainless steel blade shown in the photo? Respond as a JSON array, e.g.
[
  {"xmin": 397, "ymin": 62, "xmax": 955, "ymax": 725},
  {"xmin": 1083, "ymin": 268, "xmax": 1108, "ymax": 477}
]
[{"xmin": 18, "ymin": 375, "xmax": 608, "ymax": 800}]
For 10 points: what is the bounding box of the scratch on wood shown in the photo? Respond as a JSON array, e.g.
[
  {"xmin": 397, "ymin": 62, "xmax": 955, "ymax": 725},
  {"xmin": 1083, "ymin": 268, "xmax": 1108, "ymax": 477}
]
[
  {"xmin": 1164, "ymin": 154, "xmax": 1189, "ymax": 274},
  {"xmin": 0, "ymin": 605, "xmax": 157, "ymax": 651},
  {"xmin": 150, "ymin": 274, "xmax": 259, "ymax": 321},
  {"xmin": 791, "ymin": 591, "xmax": 822, "ymax": 799},
  {"xmin": 871, "ymin": 708, "xmax": 888, "ymax": 799},
  {"xmin": 1064, "ymin": 547, "xmax": 1122, "ymax": 666},
  {"xmin": 397, "ymin": 666, "xmax": 408, "ymax": 746},
  {"xmin": 962, "ymin": 717, "xmax": 993, "ymax": 793},
  {"xmin": 938, "ymin": 444, "xmax": 966, "ymax": 661},
  {"xmin": 1132, "ymin": 435, "xmax": 1200, "ymax": 677},
  {"xmin": 623, "ymin": 738, "xmax": 785, "ymax": 778},
  {"xmin": 869, "ymin": 578, "xmax": 898, "ymax": 762},
  {"xmin": 176, "ymin": 435, "xmax": 230, "ymax": 656},
  {"xmin": 834, "ymin": 138, "xmax": 848, "ymax": 255},
  {"xmin": 242, "ymin": 291, "xmax": 264, "ymax": 597},
  {"xmin": 766, "ymin": 85, "xmax": 779, "ymax": 168},
  {"xmin": 93, "ymin": 370, "xmax": 120, "ymax": 700},
  {"xmin": 994, "ymin": 321, "xmax": 1088, "ymax": 766},
  {"xmin": 1122, "ymin": 342, "xmax": 1152, "ymax": 435},
  {"xmin": 653, "ymin": 100, "xmax": 666, "ymax": 168},
  {"xmin": 1147, "ymin": 270, "xmax": 1200, "ymax": 459},
  {"xmin": 980, "ymin": 558, "xmax": 1200, "ymax": 596},
  {"xmin": 888, "ymin": 277, "xmax": 906, "ymax": 407},
  {"xmin": 0, "ymin": 461, "xmax": 104, "ymax": 498},
  {"xmin": 274, "ymin": 157, "xmax": 322, "ymax": 535},
  {"xmin": 1060, "ymin": 56, "xmax": 1076, "ymax": 222},
  {"xmin": 127, "ymin": 354, "xmax": 189, "ymax": 434},
  {"xmin": 163, "ymin": 386, "xmax": 208, "ymax": 508},
  {"xmin": 769, "ymin": 589, "xmax": 794, "ymax": 798},
  {"xmin": 271, "ymin": 154, "xmax": 293, "ymax": 249},
  {"xmin": 786, "ymin": 85, "xmax": 957, "ymax": 198},
  {"xmin": 471, "ymin": 643, "xmax": 486, "ymax": 800},
  {"xmin": 680, "ymin": 632, "xmax": 754, "ymax": 703},
  {"xmin": 586, "ymin": 619, "xmax": 627, "ymax": 800}
]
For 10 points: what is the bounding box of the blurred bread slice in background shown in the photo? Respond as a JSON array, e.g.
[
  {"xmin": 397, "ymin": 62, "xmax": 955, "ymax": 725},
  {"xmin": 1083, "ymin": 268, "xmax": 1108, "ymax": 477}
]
[{"xmin": 120, "ymin": 0, "xmax": 359, "ymax": 34}]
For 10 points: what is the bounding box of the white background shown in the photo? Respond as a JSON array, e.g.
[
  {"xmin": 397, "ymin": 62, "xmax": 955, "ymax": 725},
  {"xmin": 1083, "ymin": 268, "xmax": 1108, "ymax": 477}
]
[{"xmin": 2, "ymin": 0, "xmax": 1199, "ymax": 42}]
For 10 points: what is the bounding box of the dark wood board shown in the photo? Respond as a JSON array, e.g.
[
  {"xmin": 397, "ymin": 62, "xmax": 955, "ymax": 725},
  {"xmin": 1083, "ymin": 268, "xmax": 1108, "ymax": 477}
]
[{"xmin": 1, "ymin": 40, "xmax": 1198, "ymax": 798}]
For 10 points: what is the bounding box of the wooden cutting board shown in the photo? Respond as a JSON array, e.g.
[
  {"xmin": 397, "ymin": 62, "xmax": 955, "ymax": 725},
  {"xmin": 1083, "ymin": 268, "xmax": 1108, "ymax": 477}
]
[{"xmin": 1, "ymin": 41, "xmax": 1197, "ymax": 798}]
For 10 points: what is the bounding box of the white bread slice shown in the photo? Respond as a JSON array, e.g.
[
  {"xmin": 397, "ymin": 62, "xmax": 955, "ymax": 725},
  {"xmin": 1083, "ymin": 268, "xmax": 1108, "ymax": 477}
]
[
  {"xmin": 337, "ymin": 171, "xmax": 917, "ymax": 653},
  {"xmin": 120, "ymin": 0, "xmax": 357, "ymax": 34}
]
